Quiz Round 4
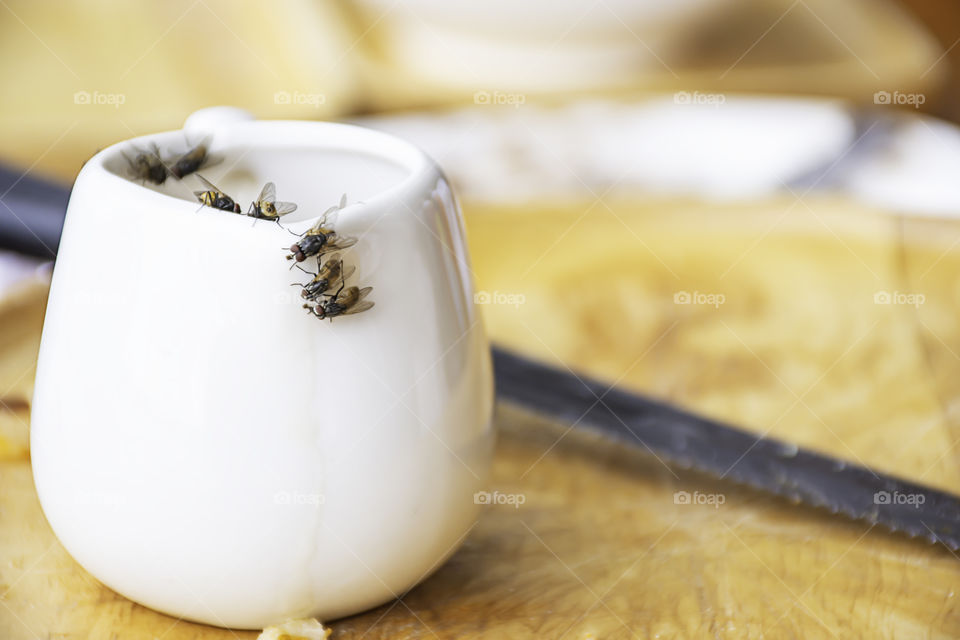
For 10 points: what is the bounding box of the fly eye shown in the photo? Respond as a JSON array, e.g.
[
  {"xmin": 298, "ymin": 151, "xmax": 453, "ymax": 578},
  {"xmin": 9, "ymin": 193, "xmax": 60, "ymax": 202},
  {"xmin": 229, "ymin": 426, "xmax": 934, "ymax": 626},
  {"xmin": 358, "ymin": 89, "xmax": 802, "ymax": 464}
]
[{"xmin": 290, "ymin": 243, "xmax": 300, "ymax": 252}]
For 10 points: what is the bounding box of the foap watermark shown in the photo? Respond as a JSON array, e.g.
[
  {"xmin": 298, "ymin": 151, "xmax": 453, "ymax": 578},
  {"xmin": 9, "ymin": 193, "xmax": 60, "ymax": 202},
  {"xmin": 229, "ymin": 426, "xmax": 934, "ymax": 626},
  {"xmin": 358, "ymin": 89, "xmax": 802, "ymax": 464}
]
[
  {"xmin": 74, "ymin": 90, "xmax": 126, "ymax": 109},
  {"xmin": 874, "ymin": 290, "xmax": 924, "ymax": 308},
  {"xmin": 274, "ymin": 90, "xmax": 326, "ymax": 108},
  {"xmin": 274, "ymin": 490, "xmax": 325, "ymax": 506},
  {"xmin": 674, "ymin": 91, "xmax": 725, "ymax": 107},
  {"xmin": 473, "ymin": 90, "xmax": 526, "ymax": 108},
  {"xmin": 674, "ymin": 290, "xmax": 725, "ymax": 308},
  {"xmin": 674, "ymin": 490, "xmax": 725, "ymax": 508},
  {"xmin": 474, "ymin": 290, "xmax": 526, "ymax": 308},
  {"xmin": 474, "ymin": 490, "xmax": 526, "ymax": 508},
  {"xmin": 874, "ymin": 90, "xmax": 925, "ymax": 109},
  {"xmin": 874, "ymin": 490, "xmax": 925, "ymax": 508},
  {"xmin": 274, "ymin": 290, "xmax": 310, "ymax": 306}
]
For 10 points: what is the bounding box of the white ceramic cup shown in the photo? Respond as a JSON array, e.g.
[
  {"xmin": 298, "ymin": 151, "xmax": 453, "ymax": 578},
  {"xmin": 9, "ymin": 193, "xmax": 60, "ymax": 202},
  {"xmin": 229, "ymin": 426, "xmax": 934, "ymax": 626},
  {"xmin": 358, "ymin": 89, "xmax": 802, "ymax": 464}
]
[{"xmin": 30, "ymin": 108, "xmax": 494, "ymax": 629}]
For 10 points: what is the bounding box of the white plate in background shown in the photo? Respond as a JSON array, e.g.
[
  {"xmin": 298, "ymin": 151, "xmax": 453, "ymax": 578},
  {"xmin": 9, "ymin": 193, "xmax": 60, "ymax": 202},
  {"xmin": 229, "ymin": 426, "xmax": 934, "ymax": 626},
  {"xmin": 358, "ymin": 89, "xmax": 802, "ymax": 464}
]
[{"xmin": 359, "ymin": 96, "xmax": 960, "ymax": 217}]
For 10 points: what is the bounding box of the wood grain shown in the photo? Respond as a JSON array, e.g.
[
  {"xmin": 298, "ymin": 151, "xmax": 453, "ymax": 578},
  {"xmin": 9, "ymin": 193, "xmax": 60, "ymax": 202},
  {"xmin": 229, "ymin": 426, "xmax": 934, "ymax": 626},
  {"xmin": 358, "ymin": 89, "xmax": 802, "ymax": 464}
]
[
  {"xmin": 467, "ymin": 197, "xmax": 960, "ymax": 495},
  {"xmin": 0, "ymin": 282, "xmax": 46, "ymax": 461},
  {"xmin": 2, "ymin": 196, "xmax": 960, "ymax": 638}
]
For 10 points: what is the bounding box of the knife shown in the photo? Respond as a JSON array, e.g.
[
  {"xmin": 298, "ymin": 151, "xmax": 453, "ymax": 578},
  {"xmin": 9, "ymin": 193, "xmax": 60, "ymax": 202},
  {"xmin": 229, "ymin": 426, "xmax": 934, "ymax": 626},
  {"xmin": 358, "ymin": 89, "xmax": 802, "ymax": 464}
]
[
  {"xmin": 5, "ymin": 163, "xmax": 960, "ymax": 550},
  {"xmin": 493, "ymin": 347, "xmax": 960, "ymax": 550},
  {"xmin": 0, "ymin": 164, "xmax": 68, "ymax": 258}
]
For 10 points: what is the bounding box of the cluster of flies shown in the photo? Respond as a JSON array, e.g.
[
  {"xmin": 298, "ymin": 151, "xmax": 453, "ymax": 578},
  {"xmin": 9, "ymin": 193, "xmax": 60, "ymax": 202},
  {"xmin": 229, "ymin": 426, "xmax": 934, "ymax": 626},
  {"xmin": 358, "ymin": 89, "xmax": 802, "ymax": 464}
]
[{"xmin": 124, "ymin": 141, "xmax": 374, "ymax": 321}]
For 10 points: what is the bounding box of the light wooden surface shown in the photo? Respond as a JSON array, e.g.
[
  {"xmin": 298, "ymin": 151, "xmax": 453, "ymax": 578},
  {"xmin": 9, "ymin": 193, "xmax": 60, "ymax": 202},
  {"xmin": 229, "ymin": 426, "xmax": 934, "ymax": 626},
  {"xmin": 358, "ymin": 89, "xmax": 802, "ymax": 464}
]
[
  {"xmin": 469, "ymin": 197, "xmax": 960, "ymax": 494},
  {"xmin": 2, "ymin": 197, "xmax": 960, "ymax": 638},
  {"xmin": 0, "ymin": 282, "xmax": 45, "ymax": 461}
]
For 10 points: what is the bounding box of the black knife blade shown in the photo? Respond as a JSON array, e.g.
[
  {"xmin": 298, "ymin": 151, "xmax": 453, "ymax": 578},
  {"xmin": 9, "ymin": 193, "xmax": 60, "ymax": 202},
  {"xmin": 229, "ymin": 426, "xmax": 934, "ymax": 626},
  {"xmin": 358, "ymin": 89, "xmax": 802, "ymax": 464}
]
[
  {"xmin": 0, "ymin": 164, "xmax": 69, "ymax": 259},
  {"xmin": 492, "ymin": 347, "xmax": 960, "ymax": 550}
]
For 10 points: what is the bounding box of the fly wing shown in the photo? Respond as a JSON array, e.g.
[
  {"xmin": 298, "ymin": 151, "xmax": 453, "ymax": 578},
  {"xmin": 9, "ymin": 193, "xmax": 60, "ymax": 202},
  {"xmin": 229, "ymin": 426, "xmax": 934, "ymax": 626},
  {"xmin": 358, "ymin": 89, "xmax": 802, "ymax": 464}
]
[
  {"xmin": 122, "ymin": 151, "xmax": 139, "ymax": 177},
  {"xmin": 258, "ymin": 182, "xmax": 276, "ymax": 204},
  {"xmin": 164, "ymin": 144, "xmax": 190, "ymax": 166},
  {"xmin": 273, "ymin": 201, "xmax": 298, "ymax": 215},
  {"xmin": 320, "ymin": 205, "xmax": 339, "ymax": 228},
  {"xmin": 327, "ymin": 264, "xmax": 355, "ymax": 291},
  {"xmin": 145, "ymin": 143, "xmax": 175, "ymax": 174},
  {"xmin": 324, "ymin": 236, "xmax": 357, "ymax": 253},
  {"xmin": 305, "ymin": 207, "xmax": 336, "ymax": 235},
  {"xmin": 194, "ymin": 174, "xmax": 221, "ymax": 193},
  {"xmin": 321, "ymin": 252, "xmax": 342, "ymax": 264},
  {"xmin": 146, "ymin": 142, "xmax": 164, "ymax": 159},
  {"xmin": 355, "ymin": 286, "xmax": 373, "ymax": 302},
  {"xmin": 342, "ymin": 300, "xmax": 374, "ymax": 315}
]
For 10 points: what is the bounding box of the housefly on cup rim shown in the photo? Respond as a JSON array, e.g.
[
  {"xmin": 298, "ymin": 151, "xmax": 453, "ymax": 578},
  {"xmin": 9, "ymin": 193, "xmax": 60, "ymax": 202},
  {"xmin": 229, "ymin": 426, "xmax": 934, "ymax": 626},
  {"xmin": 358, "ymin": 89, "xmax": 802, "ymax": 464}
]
[
  {"xmin": 303, "ymin": 283, "xmax": 374, "ymax": 321},
  {"xmin": 193, "ymin": 174, "xmax": 241, "ymax": 213},
  {"xmin": 247, "ymin": 182, "xmax": 297, "ymax": 223},
  {"xmin": 286, "ymin": 194, "xmax": 356, "ymax": 264},
  {"xmin": 123, "ymin": 143, "xmax": 168, "ymax": 185},
  {"xmin": 292, "ymin": 253, "xmax": 356, "ymax": 301}
]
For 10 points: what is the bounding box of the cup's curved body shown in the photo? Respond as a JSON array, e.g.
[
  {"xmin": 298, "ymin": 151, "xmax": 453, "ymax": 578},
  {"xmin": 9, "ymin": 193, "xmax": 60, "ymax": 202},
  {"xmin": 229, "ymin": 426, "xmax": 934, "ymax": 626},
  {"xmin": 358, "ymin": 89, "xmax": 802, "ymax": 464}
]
[{"xmin": 30, "ymin": 112, "xmax": 494, "ymax": 629}]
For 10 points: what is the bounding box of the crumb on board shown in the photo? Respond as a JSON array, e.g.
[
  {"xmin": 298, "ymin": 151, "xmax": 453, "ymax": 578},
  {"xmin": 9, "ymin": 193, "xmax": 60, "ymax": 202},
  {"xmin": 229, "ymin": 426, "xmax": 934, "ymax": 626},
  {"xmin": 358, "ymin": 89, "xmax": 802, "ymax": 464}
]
[{"xmin": 257, "ymin": 618, "xmax": 331, "ymax": 640}]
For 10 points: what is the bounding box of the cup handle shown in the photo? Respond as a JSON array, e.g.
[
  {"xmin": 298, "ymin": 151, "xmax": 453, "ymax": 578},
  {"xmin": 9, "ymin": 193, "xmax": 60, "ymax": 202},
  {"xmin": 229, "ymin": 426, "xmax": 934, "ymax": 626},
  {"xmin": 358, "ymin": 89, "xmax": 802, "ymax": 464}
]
[{"xmin": 183, "ymin": 106, "xmax": 255, "ymax": 139}]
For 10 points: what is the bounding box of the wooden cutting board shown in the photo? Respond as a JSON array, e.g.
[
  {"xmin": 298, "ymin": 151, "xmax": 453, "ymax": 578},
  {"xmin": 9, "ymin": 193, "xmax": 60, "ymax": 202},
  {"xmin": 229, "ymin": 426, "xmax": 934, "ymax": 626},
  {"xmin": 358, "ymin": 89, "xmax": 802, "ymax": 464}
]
[{"xmin": 2, "ymin": 196, "xmax": 960, "ymax": 639}]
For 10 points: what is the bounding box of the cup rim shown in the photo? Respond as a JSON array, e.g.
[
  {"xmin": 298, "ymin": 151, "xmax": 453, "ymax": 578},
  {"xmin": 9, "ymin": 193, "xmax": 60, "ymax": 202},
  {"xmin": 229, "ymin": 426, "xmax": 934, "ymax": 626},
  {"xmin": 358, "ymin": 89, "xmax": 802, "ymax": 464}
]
[{"xmin": 87, "ymin": 118, "xmax": 436, "ymax": 227}]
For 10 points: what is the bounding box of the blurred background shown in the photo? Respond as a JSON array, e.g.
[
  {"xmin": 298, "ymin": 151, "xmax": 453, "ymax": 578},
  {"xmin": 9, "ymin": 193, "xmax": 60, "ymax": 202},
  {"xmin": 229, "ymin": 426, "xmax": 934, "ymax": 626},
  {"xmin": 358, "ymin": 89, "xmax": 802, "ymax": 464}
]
[
  {"xmin": 6, "ymin": 2, "xmax": 960, "ymax": 636},
  {"xmin": 0, "ymin": 0, "xmax": 956, "ymax": 178}
]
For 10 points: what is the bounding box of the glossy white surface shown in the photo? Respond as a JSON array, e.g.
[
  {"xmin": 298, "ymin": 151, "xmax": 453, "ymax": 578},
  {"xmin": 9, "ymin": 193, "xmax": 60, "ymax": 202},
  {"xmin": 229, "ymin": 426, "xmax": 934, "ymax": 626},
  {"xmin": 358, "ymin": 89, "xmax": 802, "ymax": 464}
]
[{"xmin": 30, "ymin": 113, "xmax": 494, "ymax": 629}]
